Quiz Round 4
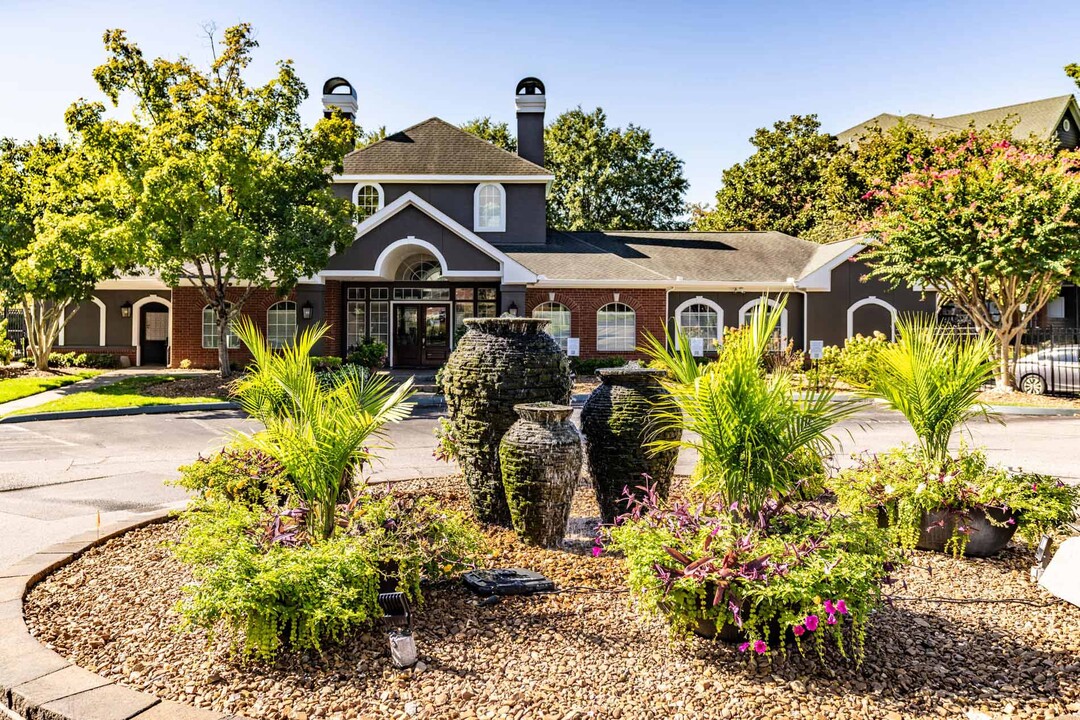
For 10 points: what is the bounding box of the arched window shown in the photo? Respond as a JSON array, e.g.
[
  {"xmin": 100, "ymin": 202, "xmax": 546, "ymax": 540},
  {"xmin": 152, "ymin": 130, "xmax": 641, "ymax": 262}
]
[
  {"xmin": 353, "ymin": 183, "xmax": 384, "ymax": 221},
  {"xmin": 533, "ymin": 301, "xmax": 571, "ymax": 351},
  {"xmin": 596, "ymin": 302, "xmax": 635, "ymax": 352},
  {"xmin": 395, "ymin": 252, "xmax": 444, "ymax": 281},
  {"xmin": 474, "ymin": 183, "xmax": 506, "ymax": 232},
  {"xmin": 738, "ymin": 298, "xmax": 788, "ymax": 349},
  {"xmin": 676, "ymin": 298, "xmax": 723, "ymax": 344},
  {"xmin": 202, "ymin": 304, "xmax": 240, "ymax": 349},
  {"xmin": 266, "ymin": 301, "xmax": 297, "ymax": 349}
]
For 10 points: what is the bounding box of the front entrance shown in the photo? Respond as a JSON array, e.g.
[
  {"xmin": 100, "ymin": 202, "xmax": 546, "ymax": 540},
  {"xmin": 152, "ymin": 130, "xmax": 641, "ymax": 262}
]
[
  {"xmin": 393, "ymin": 304, "xmax": 449, "ymax": 367},
  {"xmin": 140, "ymin": 302, "xmax": 170, "ymax": 366}
]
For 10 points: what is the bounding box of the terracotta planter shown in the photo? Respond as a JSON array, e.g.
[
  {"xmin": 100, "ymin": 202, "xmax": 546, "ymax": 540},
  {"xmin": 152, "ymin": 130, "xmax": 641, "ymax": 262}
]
[
  {"xmin": 499, "ymin": 403, "xmax": 583, "ymax": 547},
  {"xmin": 441, "ymin": 318, "xmax": 572, "ymax": 526},
  {"xmin": 581, "ymin": 367, "xmax": 679, "ymax": 523}
]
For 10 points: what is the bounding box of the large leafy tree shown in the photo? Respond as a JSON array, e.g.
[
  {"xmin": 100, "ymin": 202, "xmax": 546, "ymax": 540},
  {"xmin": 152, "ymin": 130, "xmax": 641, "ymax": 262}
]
[
  {"xmin": 0, "ymin": 136, "xmax": 134, "ymax": 370},
  {"xmin": 545, "ymin": 107, "xmax": 688, "ymax": 230},
  {"xmin": 694, "ymin": 115, "xmax": 836, "ymax": 239},
  {"xmin": 460, "ymin": 117, "xmax": 516, "ymax": 152},
  {"xmin": 72, "ymin": 24, "xmax": 357, "ymax": 376},
  {"xmin": 866, "ymin": 130, "xmax": 1080, "ymax": 389}
]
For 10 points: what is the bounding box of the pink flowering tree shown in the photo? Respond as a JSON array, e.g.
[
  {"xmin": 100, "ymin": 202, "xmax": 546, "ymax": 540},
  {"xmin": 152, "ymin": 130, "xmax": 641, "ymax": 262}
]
[{"xmin": 866, "ymin": 131, "xmax": 1080, "ymax": 389}]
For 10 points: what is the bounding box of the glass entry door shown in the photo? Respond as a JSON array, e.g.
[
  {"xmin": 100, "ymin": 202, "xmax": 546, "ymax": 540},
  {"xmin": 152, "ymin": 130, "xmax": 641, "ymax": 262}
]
[{"xmin": 393, "ymin": 304, "xmax": 449, "ymax": 367}]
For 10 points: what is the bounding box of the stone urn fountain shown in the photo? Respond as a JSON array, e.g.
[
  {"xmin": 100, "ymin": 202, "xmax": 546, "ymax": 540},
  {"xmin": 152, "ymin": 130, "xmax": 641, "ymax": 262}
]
[
  {"xmin": 581, "ymin": 366, "xmax": 680, "ymax": 523},
  {"xmin": 440, "ymin": 317, "xmax": 572, "ymax": 526},
  {"xmin": 499, "ymin": 403, "xmax": 583, "ymax": 546}
]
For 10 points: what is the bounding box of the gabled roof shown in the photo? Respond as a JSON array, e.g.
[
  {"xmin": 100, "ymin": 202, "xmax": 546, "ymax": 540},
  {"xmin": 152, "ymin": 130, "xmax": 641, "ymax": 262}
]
[
  {"xmin": 837, "ymin": 95, "xmax": 1078, "ymax": 146},
  {"xmin": 504, "ymin": 231, "xmax": 862, "ymax": 289},
  {"xmin": 341, "ymin": 118, "xmax": 550, "ymax": 177}
]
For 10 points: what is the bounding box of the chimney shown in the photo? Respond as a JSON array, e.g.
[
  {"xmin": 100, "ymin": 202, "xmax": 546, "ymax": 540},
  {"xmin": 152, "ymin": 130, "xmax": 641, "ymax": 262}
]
[
  {"xmin": 515, "ymin": 77, "xmax": 546, "ymax": 167},
  {"xmin": 322, "ymin": 77, "xmax": 358, "ymax": 123}
]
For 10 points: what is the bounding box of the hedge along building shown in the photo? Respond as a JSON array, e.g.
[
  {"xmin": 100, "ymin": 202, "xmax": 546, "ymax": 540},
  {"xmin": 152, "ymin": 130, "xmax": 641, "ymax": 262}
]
[{"xmin": 53, "ymin": 77, "xmax": 933, "ymax": 369}]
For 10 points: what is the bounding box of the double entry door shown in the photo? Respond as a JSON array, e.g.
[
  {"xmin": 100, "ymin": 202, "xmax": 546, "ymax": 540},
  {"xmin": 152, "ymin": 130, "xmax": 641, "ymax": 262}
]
[{"xmin": 393, "ymin": 304, "xmax": 449, "ymax": 367}]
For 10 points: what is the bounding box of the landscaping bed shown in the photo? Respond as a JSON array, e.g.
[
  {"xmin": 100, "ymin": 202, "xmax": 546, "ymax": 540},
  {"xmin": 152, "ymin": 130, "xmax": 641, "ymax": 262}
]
[
  {"xmin": 978, "ymin": 390, "xmax": 1080, "ymax": 411},
  {"xmin": 10, "ymin": 374, "xmax": 226, "ymax": 415},
  {"xmin": 24, "ymin": 474, "xmax": 1080, "ymax": 720}
]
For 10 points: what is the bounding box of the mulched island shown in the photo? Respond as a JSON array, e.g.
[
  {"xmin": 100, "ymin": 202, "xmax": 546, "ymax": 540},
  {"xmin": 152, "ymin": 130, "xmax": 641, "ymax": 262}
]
[{"xmin": 24, "ymin": 476, "xmax": 1080, "ymax": 720}]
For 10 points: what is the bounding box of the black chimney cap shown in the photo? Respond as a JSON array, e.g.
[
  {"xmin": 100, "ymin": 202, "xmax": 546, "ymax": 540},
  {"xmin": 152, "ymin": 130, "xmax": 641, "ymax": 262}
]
[{"xmin": 515, "ymin": 77, "xmax": 545, "ymax": 96}]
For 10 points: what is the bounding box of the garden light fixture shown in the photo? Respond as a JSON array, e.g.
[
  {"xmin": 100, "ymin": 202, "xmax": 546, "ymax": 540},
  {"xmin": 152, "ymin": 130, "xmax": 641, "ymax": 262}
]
[
  {"xmin": 377, "ymin": 592, "xmax": 417, "ymax": 668},
  {"xmin": 507, "ymin": 301, "xmax": 519, "ymax": 316},
  {"xmin": 120, "ymin": 301, "xmax": 132, "ymax": 318},
  {"xmin": 301, "ymin": 300, "xmax": 313, "ymax": 320}
]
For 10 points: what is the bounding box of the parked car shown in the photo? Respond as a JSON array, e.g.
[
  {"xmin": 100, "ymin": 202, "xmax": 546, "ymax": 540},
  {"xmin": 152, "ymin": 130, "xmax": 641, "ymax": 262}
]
[{"xmin": 1015, "ymin": 345, "xmax": 1080, "ymax": 395}]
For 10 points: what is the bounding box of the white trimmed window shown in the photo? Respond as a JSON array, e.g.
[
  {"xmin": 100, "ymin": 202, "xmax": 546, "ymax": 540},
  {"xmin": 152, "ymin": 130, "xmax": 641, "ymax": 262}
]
[
  {"xmin": 533, "ymin": 301, "xmax": 571, "ymax": 351},
  {"xmin": 677, "ymin": 300, "xmax": 722, "ymax": 343},
  {"xmin": 347, "ymin": 300, "xmax": 366, "ymax": 350},
  {"xmin": 597, "ymin": 302, "xmax": 635, "ymax": 352},
  {"xmin": 266, "ymin": 301, "xmax": 297, "ymax": 349},
  {"xmin": 353, "ymin": 183, "xmax": 384, "ymax": 221},
  {"xmin": 739, "ymin": 298, "xmax": 788, "ymax": 350},
  {"xmin": 201, "ymin": 304, "xmax": 240, "ymax": 349},
  {"xmin": 474, "ymin": 183, "xmax": 506, "ymax": 232}
]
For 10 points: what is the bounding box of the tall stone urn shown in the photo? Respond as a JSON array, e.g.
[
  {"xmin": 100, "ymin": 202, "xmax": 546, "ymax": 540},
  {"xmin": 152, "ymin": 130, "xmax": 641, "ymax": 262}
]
[
  {"xmin": 441, "ymin": 317, "xmax": 572, "ymax": 526},
  {"xmin": 581, "ymin": 367, "xmax": 680, "ymax": 523},
  {"xmin": 499, "ymin": 403, "xmax": 583, "ymax": 546}
]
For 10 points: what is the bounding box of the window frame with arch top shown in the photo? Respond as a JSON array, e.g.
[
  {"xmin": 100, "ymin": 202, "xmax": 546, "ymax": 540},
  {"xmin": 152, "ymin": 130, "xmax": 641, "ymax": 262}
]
[
  {"xmin": 352, "ymin": 183, "xmax": 384, "ymax": 222},
  {"xmin": 473, "ymin": 182, "xmax": 506, "ymax": 232}
]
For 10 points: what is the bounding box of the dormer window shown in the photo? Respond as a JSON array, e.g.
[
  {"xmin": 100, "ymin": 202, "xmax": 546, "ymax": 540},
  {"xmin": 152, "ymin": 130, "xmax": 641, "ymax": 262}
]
[
  {"xmin": 353, "ymin": 183, "xmax": 384, "ymax": 221},
  {"xmin": 474, "ymin": 183, "xmax": 506, "ymax": 232},
  {"xmin": 1065, "ymin": 118, "xmax": 1072, "ymax": 133}
]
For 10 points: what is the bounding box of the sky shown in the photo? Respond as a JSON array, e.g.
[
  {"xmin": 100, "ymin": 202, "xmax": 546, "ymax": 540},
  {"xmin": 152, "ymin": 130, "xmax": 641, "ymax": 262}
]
[{"xmin": 3, "ymin": 0, "xmax": 1080, "ymax": 207}]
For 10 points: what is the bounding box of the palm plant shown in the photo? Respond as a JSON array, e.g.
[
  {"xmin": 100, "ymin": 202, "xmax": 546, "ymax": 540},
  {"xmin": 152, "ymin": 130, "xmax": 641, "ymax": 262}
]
[
  {"xmin": 646, "ymin": 296, "xmax": 859, "ymax": 516},
  {"xmin": 231, "ymin": 318, "xmax": 413, "ymax": 540},
  {"xmin": 861, "ymin": 315, "xmax": 994, "ymax": 465}
]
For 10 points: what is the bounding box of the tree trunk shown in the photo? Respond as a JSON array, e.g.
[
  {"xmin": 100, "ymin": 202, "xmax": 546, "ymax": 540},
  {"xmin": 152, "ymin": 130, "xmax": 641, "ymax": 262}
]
[
  {"xmin": 217, "ymin": 306, "xmax": 232, "ymax": 379},
  {"xmin": 993, "ymin": 329, "xmax": 1015, "ymax": 392},
  {"xmin": 23, "ymin": 299, "xmax": 75, "ymax": 373}
]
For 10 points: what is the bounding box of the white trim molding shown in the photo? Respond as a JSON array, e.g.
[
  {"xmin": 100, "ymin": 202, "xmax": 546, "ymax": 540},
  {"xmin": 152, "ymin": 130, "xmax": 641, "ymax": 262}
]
[
  {"xmin": 673, "ymin": 296, "xmax": 725, "ymax": 341},
  {"xmin": 130, "ymin": 294, "xmax": 172, "ymax": 367},
  {"xmin": 473, "ymin": 182, "xmax": 506, "ymax": 232},
  {"xmin": 796, "ymin": 239, "xmax": 866, "ymax": 292},
  {"xmin": 333, "ymin": 174, "xmax": 553, "ymax": 184},
  {"xmin": 321, "ymin": 191, "xmax": 535, "ymax": 284},
  {"xmin": 738, "ymin": 297, "xmax": 788, "ymax": 340},
  {"xmin": 847, "ymin": 296, "xmax": 898, "ymax": 341},
  {"xmin": 58, "ymin": 297, "xmax": 107, "ymax": 347}
]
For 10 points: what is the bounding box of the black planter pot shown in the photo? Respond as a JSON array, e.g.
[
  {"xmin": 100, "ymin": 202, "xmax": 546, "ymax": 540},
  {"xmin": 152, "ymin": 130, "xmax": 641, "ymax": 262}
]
[
  {"xmin": 878, "ymin": 505, "xmax": 1019, "ymax": 557},
  {"xmin": 581, "ymin": 367, "xmax": 679, "ymax": 524}
]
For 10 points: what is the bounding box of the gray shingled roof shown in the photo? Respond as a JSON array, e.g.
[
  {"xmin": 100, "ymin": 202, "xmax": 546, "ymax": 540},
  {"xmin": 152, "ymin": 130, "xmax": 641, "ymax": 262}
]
[
  {"xmin": 837, "ymin": 95, "xmax": 1076, "ymax": 146},
  {"xmin": 505, "ymin": 231, "xmax": 832, "ymax": 284},
  {"xmin": 342, "ymin": 118, "xmax": 550, "ymax": 176}
]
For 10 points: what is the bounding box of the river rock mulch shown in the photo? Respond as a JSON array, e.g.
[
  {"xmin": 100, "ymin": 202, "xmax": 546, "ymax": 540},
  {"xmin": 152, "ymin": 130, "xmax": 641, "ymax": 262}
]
[{"xmin": 24, "ymin": 475, "xmax": 1080, "ymax": 720}]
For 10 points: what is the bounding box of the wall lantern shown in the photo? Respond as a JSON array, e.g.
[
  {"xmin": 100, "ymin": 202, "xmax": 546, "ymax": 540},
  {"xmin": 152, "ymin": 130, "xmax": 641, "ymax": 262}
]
[
  {"xmin": 507, "ymin": 301, "xmax": 519, "ymax": 317},
  {"xmin": 301, "ymin": 300, "xmax": 314, "ymax": 320},
  {"xmin": 120, "ymin": 301, "xmax": 133, "ymax": 319}
]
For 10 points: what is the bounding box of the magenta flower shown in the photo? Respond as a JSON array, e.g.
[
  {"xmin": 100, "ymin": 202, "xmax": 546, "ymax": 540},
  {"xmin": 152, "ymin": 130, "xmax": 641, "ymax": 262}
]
[
  {"xmin": 1006, "ymin": 517, "xmax": 1016, "ymax": 526},
  {"xmin": 823, "ymin": 599, "xmax": 836, "ymax": 614},
  {"xmin": 792, "ymin": 624, "xmax": 806, "ymax": 637},
  {"xmin": 738, "ymin": 642, "xmax": 750, "ymax": 653},
  {"xmin": 826, "ymin": 614, "xmax": 837, "ymax": 625},
  {"xmin": 753, "ymin": 640, "xmax": 767, "ymax": 654},
  {"xmin": 591, "ymin": 545, "xmax": 603, "ymax": 558},
  {"xmin": 836, "ymin": 599, "xmax": 848, "ymax": 615},
  {"xmin": 804, "ymin": 614, "xmax": 819, "ymax": 632},
  {"xmin": 1031, "ymin": 483, "xmax": 1038, "ymax": 492}
]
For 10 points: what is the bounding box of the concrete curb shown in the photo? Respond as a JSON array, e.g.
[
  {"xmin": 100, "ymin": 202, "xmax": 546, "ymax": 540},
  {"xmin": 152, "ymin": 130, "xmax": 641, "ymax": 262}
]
[
  {"xmin": 0, "ymin": 402, "xmax": 239, "ymax": 424},
  {"xmin": 0, "ymin": 511, "xmax": 250, "ymax": 720}
]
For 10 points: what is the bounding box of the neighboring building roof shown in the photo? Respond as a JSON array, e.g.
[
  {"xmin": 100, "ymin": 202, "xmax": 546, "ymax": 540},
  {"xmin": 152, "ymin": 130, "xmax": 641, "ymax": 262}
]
[
  {"xmin": 504, "ymin": 231, "xmax": 860, "ymax": 288},
  {"xmin": 340, "ymin": 117, "xmax": 550, "ymax": 177},
  {"xmin": 837, "ymin": 95, "xmax": 1078, "ymax": 146}
]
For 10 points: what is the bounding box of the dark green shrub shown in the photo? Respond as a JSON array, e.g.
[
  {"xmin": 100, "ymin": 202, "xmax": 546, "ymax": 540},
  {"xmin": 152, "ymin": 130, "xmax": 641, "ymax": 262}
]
[
  {"xmin": 309, "ymin": 355, "xmax": 343, "ymax": 372},
  {"xmin": 174, "ymin": 448, "xmax": 288, "ymax": 506},
  {"xmin": 570, "ymin": 357, "xmax": 627, "ymax": 376},
  {"xmin": 346, "ymin": 340, "xmax": 387, "ymax": 370}
]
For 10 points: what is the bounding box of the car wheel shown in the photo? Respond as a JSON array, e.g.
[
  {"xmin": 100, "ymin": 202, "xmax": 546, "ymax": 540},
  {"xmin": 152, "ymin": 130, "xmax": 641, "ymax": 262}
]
[{"xmin": 1020, "ymin": 374, "xmax": 1046, "ymax": 395}]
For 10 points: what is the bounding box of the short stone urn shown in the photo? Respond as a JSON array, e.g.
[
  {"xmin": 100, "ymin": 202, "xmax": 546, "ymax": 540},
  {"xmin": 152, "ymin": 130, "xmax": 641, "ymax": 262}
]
[
  {"xmin": 499, "ymin": 403, "xmax": 583, "ymax": 547},
  {"xmin": 581, "ymin": 367, "xmax": 680, "ymax": 523},
  {"xmin": 441, "ymin": 318, "xmax": 572, "ymax": 526}
]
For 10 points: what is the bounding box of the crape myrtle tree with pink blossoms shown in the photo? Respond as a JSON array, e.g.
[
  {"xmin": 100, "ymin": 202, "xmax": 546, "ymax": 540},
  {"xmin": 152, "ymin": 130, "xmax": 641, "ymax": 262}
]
[{"xmin": 864, "ymin": 128, "xmax": 1080, "ymax": 390}]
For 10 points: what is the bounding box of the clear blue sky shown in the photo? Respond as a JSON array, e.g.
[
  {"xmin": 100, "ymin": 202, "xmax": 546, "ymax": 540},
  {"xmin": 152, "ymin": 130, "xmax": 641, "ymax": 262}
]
[{"xmin": 3, "ymin": 0, "xmax": 1080, "ymax": 206}]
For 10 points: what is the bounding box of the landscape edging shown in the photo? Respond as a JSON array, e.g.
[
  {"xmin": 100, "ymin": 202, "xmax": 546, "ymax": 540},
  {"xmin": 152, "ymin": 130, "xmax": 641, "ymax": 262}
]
[
  {"xmin": 0, "ymin": 511, "xmax": 250, "ymax": 720},
  {"xmin": 0, "ymin": 401, "xmax": 239, "ymax": 424}
]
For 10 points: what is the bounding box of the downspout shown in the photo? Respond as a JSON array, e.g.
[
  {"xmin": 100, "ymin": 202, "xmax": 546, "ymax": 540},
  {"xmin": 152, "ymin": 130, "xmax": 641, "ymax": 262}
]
[{"xmin": 788, "ymin": 277, "xmax": 808, "ymax": 352}]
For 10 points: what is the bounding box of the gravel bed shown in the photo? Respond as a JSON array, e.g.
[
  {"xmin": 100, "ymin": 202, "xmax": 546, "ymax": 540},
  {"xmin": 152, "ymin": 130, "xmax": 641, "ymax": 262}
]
[{"xmin": 24, "ymin": 476, "xmax": 1080, "ymax": 720}]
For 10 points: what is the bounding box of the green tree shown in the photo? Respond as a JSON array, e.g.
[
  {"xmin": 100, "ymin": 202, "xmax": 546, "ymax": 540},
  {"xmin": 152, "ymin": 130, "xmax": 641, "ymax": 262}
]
[
  {"xmin": 545, "ymin": 107, "xmax": 688, "ymax": 230},
  {"xmin": 72, "ymin": 24, "xmax": 357, "ymax": 376},
  {"xmin": 460, "ymin": 117, "xmax": 516, "ymax": 152},
  {"xmin": 0, "ymin": 136, "xmax": 134, "ymax": 370},
  {"xmin": 695, "ymin": 115, "xmax": 836, "ymax": 239},
  {"xmin": 866, "ymin": 130, "xmax": 1080, "ymax": 389}
]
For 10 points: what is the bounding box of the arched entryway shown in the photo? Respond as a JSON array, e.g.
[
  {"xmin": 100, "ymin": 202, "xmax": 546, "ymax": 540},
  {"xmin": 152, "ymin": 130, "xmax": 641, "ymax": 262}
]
[{"xmin": 131, "ymin": 295, "xmax": 172, "ymax": 366}]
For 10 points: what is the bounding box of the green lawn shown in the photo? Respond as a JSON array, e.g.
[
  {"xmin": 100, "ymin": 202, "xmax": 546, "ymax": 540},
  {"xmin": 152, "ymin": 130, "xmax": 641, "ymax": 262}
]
[
  {"xmin": 8, "ymin": 375, "xmax": 223, "ymax": 416},
  {"xmin": 0, "ymin": 370, "xmax": 102, "ymax": 405}
]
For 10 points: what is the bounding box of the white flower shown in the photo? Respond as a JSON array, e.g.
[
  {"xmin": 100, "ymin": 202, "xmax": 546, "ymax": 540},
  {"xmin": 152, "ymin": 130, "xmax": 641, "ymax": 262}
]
[
  {"xmin": 916, "ymin": 482, "xmax": 927, "ymax": 495},
  {"xmin": 943, "ymin": 473, "xmax": 956, "ymax": 482},
  {"xmin": 883, "ymin": 484, "xmax": 895, "ymax": 495},
  {"xmin": 926, "ymin": 472, "xmax": 937, "ymax": 481}
]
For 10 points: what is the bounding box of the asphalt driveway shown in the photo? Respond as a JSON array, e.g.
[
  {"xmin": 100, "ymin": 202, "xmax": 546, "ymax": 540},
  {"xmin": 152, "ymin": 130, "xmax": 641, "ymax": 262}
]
[{"xmin": 1, "ymin": 405, "xmax": 1078, "ymax": 568}]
